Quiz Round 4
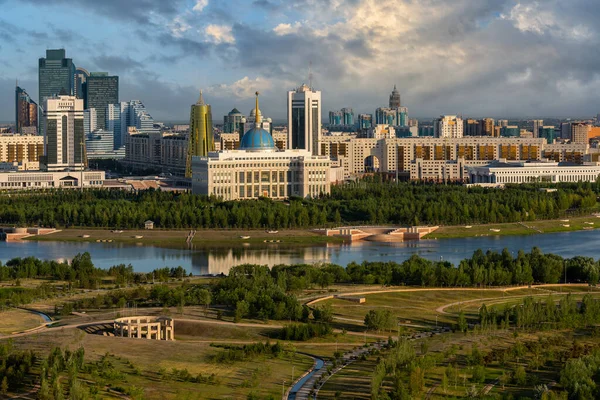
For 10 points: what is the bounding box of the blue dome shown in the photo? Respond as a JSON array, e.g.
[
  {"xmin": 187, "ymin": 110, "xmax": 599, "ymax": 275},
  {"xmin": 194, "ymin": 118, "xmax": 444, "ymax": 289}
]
[{"xmin": 239, "ymin": 127, "xmax": 275, "ymax": 151}]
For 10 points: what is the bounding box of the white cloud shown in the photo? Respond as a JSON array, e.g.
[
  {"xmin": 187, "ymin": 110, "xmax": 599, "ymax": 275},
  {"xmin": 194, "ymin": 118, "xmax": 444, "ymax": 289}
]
[
  {"xmin": 502, "ymin": 2, "xmax": 592, "ymax": 41},
  {"xmin": 207, "ymin": 76, "xmax": 271, "ymax": 98},
  {"xmin": 273, "ymin": 22, "xmax": 302, "ymax": 36},
  {"xmin": 168, "ymin": 16, "xmax": 191, "ymax": 38},
  {"xmin": 205, "ymin": 24, "xmax": 235, "ymax": 44},
  {"xmin": 193, "ymin": 0, "xmax": 209, "ymax": 12}
]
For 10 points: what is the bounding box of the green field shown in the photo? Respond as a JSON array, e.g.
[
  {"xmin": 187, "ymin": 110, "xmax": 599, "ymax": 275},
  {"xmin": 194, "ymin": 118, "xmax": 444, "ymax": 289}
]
[
  {"xmin": 24, "ymin": 228, "xmax": 342, "ymax": 248},
  {"xmin": 427, "ymin": 215, "xmax": 600, "ymax": 239}
]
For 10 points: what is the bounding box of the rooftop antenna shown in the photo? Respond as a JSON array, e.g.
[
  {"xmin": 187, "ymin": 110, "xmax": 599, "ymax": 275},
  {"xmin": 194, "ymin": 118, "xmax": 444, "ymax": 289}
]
[{"xmin": 309, "ymin": 61, "xmax": 313, "ymax": 90}]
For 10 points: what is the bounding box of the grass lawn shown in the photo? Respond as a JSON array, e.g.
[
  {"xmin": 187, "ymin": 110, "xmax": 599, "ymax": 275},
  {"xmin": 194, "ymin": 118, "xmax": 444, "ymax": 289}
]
[
  {"xmin": 12, "ymin": 328, "xmax": 314, "ymax": 399},
  {"xmin": 0, "ymin": 308, "xmax": 45, "ymax": 335},
  {"xmin": 426, "ymin": 215, "xmax": 600, "ymax": 239},
  {"xmin": 25, "ymin": 228, "xmax": 342, "ymax": 248},
  {"xmin": 322, "ymin": 288, "xmax": 542, "ymax": 331}
]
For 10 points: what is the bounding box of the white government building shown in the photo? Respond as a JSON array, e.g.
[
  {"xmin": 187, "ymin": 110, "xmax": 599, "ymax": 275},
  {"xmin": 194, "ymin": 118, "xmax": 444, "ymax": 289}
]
[
  {"xmin": 468, "ymin": 161, "xmax": 600, "ymax": 185},
  {"xmin": 192, "ymin": 93, "xmax": 331, "ymax": 200}
]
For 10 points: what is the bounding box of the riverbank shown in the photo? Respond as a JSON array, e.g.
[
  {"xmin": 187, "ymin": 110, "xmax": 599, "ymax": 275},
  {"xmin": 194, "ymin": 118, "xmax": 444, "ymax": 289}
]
[
  {"xmin": 426, "ymin": 215, "xmax": 600, "ymax": 239},
  {"xmin": 23, "ymin": 228, "xmax": 344, "ymax": 248}
]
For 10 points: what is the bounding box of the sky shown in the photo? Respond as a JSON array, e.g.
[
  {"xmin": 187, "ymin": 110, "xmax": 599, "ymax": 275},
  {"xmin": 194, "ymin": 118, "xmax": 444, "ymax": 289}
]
[{"xmin": 1, "ymin": 0, "xmax": 600, "ymax": 123}]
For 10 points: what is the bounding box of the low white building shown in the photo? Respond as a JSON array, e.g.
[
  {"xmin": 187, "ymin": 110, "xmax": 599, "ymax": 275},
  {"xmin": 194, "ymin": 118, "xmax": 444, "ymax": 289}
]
[
  {"xmin": 192, "ymin": 93, "xmax": 330, "ymax": 200},
  {"xmin": 468, "ymin": 161, "xmax": 600, "ymax": 184},
  {"xmin": 0, "ymin": 170, "xmax": 105, "ymax": 190}
]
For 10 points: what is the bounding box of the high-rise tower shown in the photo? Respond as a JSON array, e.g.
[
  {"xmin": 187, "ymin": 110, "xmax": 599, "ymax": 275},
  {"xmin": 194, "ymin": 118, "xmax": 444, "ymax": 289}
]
[
  {"xmin": 39, "ymin": 49, "xmax": 76, "ymax": 105},
  {"xmin": 287, "ymin": 84, "xmax": 321, "ymax": 155},
  {"xmin": 41, "ymin": 95, "xmax": 85, "ymax": 171},
  {"xmin": 186, "ymin": 91, "xmax": 214, "ymax": 177},
  {"xmin": 15, "ymin": 85, "xmax": 38, "ymax": 134},
  {"xmin": 84, "ymin": 72, "xmax": 119, "ymax": 130},
  {"xmin": 389, "ymin": 85, "xmax": 401, "ymax": 108}
]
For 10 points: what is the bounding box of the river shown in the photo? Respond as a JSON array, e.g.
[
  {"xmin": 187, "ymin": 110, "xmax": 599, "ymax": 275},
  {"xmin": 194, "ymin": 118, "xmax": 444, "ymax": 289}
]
[{"xmin": 1, "ymin": 230, "xmax": 600, "ymax": 275}]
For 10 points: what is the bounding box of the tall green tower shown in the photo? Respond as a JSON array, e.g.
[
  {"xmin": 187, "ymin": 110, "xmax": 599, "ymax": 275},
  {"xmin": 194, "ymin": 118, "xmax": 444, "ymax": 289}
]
[{"xmin": 186, "ymin": 90, "xmax": 214, "ymax": 178}]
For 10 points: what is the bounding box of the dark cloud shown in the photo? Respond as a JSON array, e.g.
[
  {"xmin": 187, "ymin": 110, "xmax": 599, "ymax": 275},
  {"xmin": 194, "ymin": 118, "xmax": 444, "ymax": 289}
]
[
  {"xmin": 92, "ymin": 55, "xmax": 145, "ymax": 73},
  {"xmin": 252, "ymin": 0, "xmax": 280, "ymax": 11},
  {"xmin": 157, "ymin": 34, "xmax": 213, "ymax": 58},
  {"xmin": 18, "ymin": 0, "xmax": 185, "ymax": 24}
]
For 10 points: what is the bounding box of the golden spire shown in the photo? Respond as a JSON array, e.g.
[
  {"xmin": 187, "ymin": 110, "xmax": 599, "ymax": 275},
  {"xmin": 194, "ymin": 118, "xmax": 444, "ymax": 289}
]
[
  {"xmin": 254, "ymin": 91, "xmax": 262, "ymax": 127},
  {"xmin": 196, "ymin": 89, "xmax": 205, "ymax": 105}
]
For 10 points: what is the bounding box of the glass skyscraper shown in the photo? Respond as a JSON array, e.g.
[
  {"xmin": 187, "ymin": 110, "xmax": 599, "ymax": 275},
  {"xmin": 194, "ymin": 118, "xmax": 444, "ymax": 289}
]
[
  {"xmin": 15, "ymin": 86, "xmax": 38, "ymax": 134},
  {"xmin": 38, "ymin": 49, "xmax": 76, "ymax": 105},
  {"xmin": 186, "ymin": 91, "xmax": 214, "ymax": 177},
  {"xmin": 84, "ymin": 72, "xmax": 119, "ymax": 131},
  {"xmin": 287, "ymin": 84, "xmax": 321, "ymax": 155}
]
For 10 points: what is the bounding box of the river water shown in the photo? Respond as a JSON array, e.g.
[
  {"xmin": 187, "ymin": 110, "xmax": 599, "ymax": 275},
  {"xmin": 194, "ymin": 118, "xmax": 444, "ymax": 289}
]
[{"xmin": 1, "ymin": 230, "xmax": 599, "ymax": 275}]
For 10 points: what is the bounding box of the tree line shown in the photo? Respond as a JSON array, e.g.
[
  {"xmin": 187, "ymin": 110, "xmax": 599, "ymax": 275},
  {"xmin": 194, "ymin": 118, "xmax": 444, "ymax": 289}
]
[
  {"xmin": 0, "ymin": 179, "xmax": 598, "ymax": 229},
  {"xmin": 4, "ymin": 248, "xmax": 600, "ymax": 319},
  {"xmin": 479, "ymin": 293, "xmax": 600, "ymax": 331}
]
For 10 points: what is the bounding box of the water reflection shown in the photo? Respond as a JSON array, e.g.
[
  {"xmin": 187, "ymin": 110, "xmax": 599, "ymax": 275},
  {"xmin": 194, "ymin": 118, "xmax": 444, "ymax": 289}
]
[{"xmin": 1, "ymin": 229, "xmax": 600, "ymax": 274}]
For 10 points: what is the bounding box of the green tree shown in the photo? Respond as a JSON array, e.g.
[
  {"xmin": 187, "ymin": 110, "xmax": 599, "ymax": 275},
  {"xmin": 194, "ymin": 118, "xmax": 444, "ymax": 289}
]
[{"xmin": 1, "ymin": 376, "xmax": 7, "ymax": 395}]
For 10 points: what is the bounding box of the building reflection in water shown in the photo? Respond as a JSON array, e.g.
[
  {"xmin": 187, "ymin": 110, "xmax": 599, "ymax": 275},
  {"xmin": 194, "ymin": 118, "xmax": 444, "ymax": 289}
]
[{"xmin": 190, "ymin": 244, "xmax": 333, "ymax": 275}]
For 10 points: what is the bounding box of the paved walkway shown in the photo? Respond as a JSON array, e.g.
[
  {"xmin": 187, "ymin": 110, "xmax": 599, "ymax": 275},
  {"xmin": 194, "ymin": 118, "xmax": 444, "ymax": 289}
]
[{"xmin": 289, "ymin": 341, "xmax": 386, "ymax": 399}]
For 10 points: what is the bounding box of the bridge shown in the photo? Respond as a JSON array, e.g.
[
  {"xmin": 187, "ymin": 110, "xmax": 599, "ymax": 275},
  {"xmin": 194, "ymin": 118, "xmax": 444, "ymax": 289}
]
[{"xmin": 314, "ymin": 225, "xmax": 439, "ymax": 242}]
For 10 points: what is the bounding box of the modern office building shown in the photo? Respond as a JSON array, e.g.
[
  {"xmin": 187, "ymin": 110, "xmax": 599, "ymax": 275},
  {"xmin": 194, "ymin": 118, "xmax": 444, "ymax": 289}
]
[
  {"xmin": 329, "ymin": 108, "xmax": 354, "ymax": 126},
  {"xmin": 464, "ymin": 119, "xmax": 481, "ymax": 136},
  {"xmin": 124, "ymin": 130, "xmax": 187, "ymax": 175},
  {"xmin": 480, "ymin": 118, "xmax": 495, "ymax": 136},
  {"xmin": 74, "ymin": 67, "xmax": 89, "ymax": 100},
  {"xmin": 469, "ymin": 161, "xmax": 600, "ymax": 185},
  {"xmin": 193, "ymin": 93, "xmax": 331, "ymax": 200},
  {"xmin": 375, "ymin": 108, "xmax": 396, "ymax": 125},
  {"xmin": 389, "ymin": 85, "xmax": 401, "ymax": 108},
  {"xmin": 186, "ymin": 91, "xmax": 214, "ymax": 177},
  {"xmin": 358, "ymin": 114, "xmax": 373, "ymax": 129},
  {"xmin": 571, "ymin": 122, "xmax": 591, "ymax": 144},
  {"xmin": 83, "ymin": 109, "xmax": 97, "ymax": 136},
  {"xmin": 318, "ymin": 135, "xmax": 586, "ymax": 181},
  {"xmin": 501, "ymin": 126, "xmax": 520, "ymax": 137},
  {"xmin": 434, "ymin": 115, "xmax": 463, "ymax": 138},
  {"xmin": 223, "ymin": 108, "xmax": 244, "ymax": 136},
  {"xmin": 342, "ymin": 108, "xmax": 354, "ymax": 125},
  {"xmin": 85, "ymin": 130, "xmax": 124, "ymax": 159},
  {"xmin": 0, "ymin": 134, "xmax": 44, "ymax": 168},
  {"xmin": 539, "ymin": 126, "xmax": 557, "ymax": 144},
  {"xmin": 532, "ymin": 119, "xmax": 543, "ymax": 138},
  {"xmin": 106, "ymin": 103, "xmax": 128, "ymax": 149},
  {"xmin": 127, "ymin": 100, "xmax": 158, "ymax": 134},
  {"xmin": 15, "ymin": 86, "xmax": 38, "ymax": 134},
  {"xmin": 41, "ymin": 95, "xmax": 85, "ymax": 171},
  {"xmin": 38, "ymin": 49, "xmax": 76, "ymax": 105},
  {"xmin": 329, "ymin": 110, "xmax": 343, "ymax": 125},
  {"xmin": 84, "ymin": 73, "xmax": 119, "ymax": 131},
  {"xmin": 497, "ymin": 119, "xmax": 509, "ymax": 128},
  {"xmin": 287, "ymin": 84, "xmax": 322, "ymax": 155}
]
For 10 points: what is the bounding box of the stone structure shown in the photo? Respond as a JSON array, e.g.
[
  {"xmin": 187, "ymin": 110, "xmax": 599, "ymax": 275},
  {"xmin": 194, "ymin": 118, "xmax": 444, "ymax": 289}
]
[{"xmin": 113, "ymin": 316, "xmax": 174, "ymax": 340}]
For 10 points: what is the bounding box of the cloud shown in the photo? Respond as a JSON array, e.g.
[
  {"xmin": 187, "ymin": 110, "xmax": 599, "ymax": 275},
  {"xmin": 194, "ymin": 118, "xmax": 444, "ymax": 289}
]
[
  {"xmin": 205, "ymin": 24, "xmax": 235, "ymax": 44},
  {"xmin": 193, "ymin": 0, "xmax": 209, "ymax": 12},
  {"xmin": 168, "ymin": 16, "xmax": 191, "ymax": 38},
  {"xmin": 273, "ymin": 22, "xmax": 301, "ymax": 36},
  {"xmin": 92, "ymin": 55, "xmax": 145, "ymax": 73},
  {"xmin": 206, "ymin": 76, "xmax": 272, "ymax": 98},
  {"xmin": 17, "ymin": 0, "xmax": 185, "ymax": 24},
  {"xmin": 3, "ymin": 0, "xmax": 600, "ymax": 121}
]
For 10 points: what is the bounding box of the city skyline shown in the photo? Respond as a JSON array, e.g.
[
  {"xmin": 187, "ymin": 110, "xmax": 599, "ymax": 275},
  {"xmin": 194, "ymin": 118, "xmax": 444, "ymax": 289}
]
[{"xmin": 1, "ymin": 1, "xmax": 600, "ymax": 122}]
